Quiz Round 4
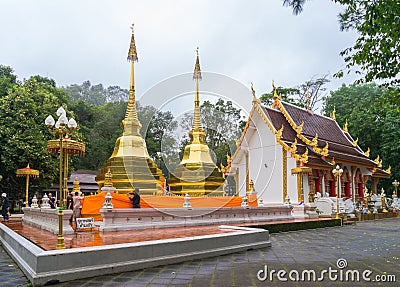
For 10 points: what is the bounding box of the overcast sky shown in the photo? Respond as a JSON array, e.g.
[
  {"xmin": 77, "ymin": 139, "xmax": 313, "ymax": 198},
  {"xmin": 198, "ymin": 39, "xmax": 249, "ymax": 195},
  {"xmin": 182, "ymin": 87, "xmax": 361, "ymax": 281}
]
[{"xmin": 0, "ymin": 0, "xmax": 358, "ymax": 111}]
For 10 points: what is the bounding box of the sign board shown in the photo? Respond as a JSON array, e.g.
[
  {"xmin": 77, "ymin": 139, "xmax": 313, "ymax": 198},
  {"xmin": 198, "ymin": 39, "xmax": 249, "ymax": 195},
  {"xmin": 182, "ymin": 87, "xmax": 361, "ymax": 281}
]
[{"xmin": 76, "ymin": 217, "xmax": 95, "ymax": 229}]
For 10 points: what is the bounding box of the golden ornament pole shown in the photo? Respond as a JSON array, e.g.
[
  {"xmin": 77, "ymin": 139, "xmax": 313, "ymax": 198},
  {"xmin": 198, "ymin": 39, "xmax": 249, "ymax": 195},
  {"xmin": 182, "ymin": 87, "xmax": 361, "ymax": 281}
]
[
  {"xmin": 332, "ymin": 165, "xmax": 343, "ymax": 219},
  {"xmin": 56, "ymin": 208, "xmax": 65, "ymax": 249},
  {"xmin": 16, "ymin": 164, "xmax": 39, "ymax": 207}
]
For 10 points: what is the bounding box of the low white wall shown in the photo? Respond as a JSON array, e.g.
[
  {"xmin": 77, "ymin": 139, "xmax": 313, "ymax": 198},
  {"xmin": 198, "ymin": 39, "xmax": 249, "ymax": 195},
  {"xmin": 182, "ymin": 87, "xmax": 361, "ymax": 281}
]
[
  {"xmin": 22, "ymin": 207, "xmax": 74, "ymax": 235},
  {"xmin": 99, "ymin": 205, "xmax": 294, "ymax": 232}
]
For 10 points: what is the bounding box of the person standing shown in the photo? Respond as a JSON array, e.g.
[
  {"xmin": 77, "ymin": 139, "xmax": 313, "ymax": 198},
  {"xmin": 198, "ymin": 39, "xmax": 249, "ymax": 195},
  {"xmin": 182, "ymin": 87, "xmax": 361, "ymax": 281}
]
[
  {"xmin": 73, "ymin": 192, "xmax": 82, "ymax": 221},
  {"xmin": 129, "ymin": 188, "xmax": 140, "ymax": 208},
  {"xmin": 48, "ymin": 193, "xmax": 56, "ymax": 209},
  {"xmin": 66, "ymin": 193, "xmax": 73, "ymax": 223},
  {"xmin": 1, "ymin": 193, "xmax": 10, "ymax": 222}
]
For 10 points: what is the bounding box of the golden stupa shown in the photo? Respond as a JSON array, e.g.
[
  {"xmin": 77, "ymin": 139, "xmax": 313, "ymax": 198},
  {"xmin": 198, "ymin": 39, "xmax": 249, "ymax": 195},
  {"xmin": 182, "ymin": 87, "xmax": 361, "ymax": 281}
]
[
  {"xmin": 168, "ymin": 48, "xmax": 225, "ymax": 196},
  {"xmin": 96, "ymin": 25, "xmax": 164, "ymax": 195}
]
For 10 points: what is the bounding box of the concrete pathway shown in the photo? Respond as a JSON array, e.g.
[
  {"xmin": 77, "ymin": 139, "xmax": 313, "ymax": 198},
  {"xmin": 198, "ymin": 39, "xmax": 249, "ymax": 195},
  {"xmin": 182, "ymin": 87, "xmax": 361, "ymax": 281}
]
[{"xmin": 2, "ymin": 218, "xmax": 400, "ymax": 286}]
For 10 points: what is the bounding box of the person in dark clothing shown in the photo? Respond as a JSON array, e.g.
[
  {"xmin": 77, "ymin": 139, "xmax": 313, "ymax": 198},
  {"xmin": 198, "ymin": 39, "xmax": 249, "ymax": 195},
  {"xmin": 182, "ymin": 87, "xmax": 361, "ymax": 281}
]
[
  {"xmin": 48, "ymin": 193, "xmax": 56, "ymax": 209},
  {"xmin": 1, "ymin": 193, "xmax": 10, "ymax": 222},
  {"xmin": 129, "ymin": 188, "xmax": 140, "ymax": 208},
  {"xmin": 66, "ymin": 193, "xmax": 73, "ymax": 223}
]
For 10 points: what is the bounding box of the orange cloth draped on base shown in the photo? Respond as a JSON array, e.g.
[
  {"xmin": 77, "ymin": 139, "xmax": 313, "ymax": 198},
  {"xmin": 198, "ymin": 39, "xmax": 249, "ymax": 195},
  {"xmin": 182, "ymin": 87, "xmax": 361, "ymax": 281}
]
[{"xmin": 81, "ymin": 193, "xmax": 258, "ymax": 221}]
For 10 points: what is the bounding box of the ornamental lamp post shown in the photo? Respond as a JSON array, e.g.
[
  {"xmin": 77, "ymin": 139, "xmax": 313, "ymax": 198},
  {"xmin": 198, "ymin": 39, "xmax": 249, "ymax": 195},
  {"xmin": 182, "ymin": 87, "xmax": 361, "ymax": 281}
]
[
  {"xmin": 46, "ymin": 107, "xmax": 85, "ymax": 250},
  {"xmin": 332, "ymin": 165, "xmax": 343, "ymax": 220},
  {"xmin": 45, "ymin": 107, "xmax": 85, "ymax": 207},
  {"xmin": 393, "ymin": 180, "xmax": 399, "ymax": 198},
  {"xmin": 16, "ymin": 164, "xmax": 39, "ymax": 207}
]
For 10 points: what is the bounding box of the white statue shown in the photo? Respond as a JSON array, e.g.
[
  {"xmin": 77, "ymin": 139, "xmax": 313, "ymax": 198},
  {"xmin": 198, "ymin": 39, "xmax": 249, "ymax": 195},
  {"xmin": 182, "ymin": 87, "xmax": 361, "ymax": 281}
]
[
  {"xmin": 41, "ymin": 194, "xmax": 51, "ymax": 209},
  {"xmin": 343, "ymin": 198, "xmax": 355, "ymax": 214},
  {"xmin": 30, "ymin": 195, "xmax": 39, "ymax": 208},
  {"xmin": 183, "ymin": 193, "xmax": 192, "ymax": 209}
]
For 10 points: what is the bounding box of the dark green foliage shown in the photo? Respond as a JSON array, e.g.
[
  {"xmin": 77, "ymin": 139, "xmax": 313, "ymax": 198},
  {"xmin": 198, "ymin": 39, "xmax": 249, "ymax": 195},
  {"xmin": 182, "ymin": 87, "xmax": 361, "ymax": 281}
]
[
  {"xmin": 282, "ymin": 0, "xmax": 400, "ymax": 87},
  {"xmin": 324, "ymin": 83, "xmax": 400, "ymax": 193}
]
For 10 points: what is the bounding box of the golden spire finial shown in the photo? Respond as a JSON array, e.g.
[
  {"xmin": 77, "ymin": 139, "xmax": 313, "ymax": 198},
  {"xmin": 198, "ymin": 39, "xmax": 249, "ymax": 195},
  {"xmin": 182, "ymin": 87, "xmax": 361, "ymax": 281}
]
[
  {"xmin": 104, "ymin": 168, "xmax": 114, "ymax": 187},
  {"xmin": 127, "ymin": 24, "xmax": 138, "ymax": 62},
  {"xmin": 343, "ymin": 119, "xmax": 348, "ymax": 132},
  {"xmin": 193, "ymin": 47, "xmax": 202, "ymax": 80}
]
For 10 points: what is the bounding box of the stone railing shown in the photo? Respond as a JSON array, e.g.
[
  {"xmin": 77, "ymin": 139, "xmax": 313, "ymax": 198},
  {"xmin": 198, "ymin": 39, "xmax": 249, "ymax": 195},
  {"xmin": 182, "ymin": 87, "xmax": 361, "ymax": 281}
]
[
  {"xmin": 22, "ymin": 207, "xmax": 74, "ymax": 235},
  {"xmin": 99, "ymin": 205, "xmax": 294, "ymax": 232}
]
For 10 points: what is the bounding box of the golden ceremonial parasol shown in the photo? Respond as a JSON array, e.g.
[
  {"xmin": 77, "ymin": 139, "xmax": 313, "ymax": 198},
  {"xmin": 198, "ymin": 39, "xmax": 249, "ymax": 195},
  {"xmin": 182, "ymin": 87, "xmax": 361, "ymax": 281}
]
[{"xmin": 16, "ymin": 164, "xmax": 39, "ymax": 207}]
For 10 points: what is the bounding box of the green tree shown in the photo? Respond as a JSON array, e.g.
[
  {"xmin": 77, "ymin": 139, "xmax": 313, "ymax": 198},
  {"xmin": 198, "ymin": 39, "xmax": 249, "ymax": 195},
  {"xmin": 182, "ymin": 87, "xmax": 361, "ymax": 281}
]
[
  {"xmin": 324, "ymin": 83, "xmax": 400, "ymax": 192},
  {"xmin": 0, "ymin": 75, "xmax": 72, "ymax": 199},
  {"xmin": 0, "ymin": 65, "xmax": 17, "ymax": 98},
  {"xmin": 283, "ymin": 0, "xmax": 400, "ymax": 87},
  {"xmin": 63, "ymin": 81, "xmax": 129, "ymax": 106}
]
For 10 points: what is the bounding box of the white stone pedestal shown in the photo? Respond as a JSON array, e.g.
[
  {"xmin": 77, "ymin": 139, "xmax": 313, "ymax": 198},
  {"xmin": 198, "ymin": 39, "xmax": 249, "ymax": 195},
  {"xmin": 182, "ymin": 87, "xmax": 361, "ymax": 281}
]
[{"xmin": 22, "ymin": 207, "xmax": 74, "ymax": 235}]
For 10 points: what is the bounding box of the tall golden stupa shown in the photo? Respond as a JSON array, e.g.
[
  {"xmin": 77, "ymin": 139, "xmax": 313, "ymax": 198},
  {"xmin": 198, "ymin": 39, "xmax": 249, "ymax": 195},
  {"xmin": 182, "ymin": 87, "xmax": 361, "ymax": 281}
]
[
  {"xmin": 168, "ymin": 49, "xmax": 225, "ymax": 196},
  {"xmin": 96, "ymin": 25, "xmax": 164, "ymax": 195}
]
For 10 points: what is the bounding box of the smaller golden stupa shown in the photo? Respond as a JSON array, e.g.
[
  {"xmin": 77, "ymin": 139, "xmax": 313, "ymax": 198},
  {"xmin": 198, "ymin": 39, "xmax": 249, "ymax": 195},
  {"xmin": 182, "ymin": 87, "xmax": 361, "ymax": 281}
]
[{"xmin": 168, "ymin": 48, "xmax": 225, "ymax": 196}]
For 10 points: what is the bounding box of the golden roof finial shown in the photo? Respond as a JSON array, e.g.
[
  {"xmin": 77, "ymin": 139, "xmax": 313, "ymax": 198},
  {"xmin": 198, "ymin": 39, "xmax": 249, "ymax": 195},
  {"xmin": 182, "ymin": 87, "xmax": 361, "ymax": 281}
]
[
  {"xmin": 365, "ymin": 147, "xmax": 370, "ymax": 157},
  {"xmin": 378, "ymin": 159, "xmax": 383, "ymax": 168},
  {"xmin": 331, "ymin": 106, "xmax": 336, "ymax": 120},
  {"xmin": 331, "ymin": 157, "xmax": 336, "ymax": 165},
  {"xmin": 127, "ymin": 24, "xmax": 138, "ymax": 62},
  {"xmin": 226, "ymin": 153, "xmax": 231, "ymax": 165},
  {"xmin": 321, "ymin": 142, "xmax": 329, "ymax": 157},
  {"xmin": 250, "ymin": 82, "xmax": 257, "ymax": 102},
  {"xmin": 352, "ymin": 137, "xmax": 358, "ymax": 146},
  {"xmin": 386, "ymin": 165, "xmax": 391, "ymax": 174},
  {"xmin": 343, "ymin": 119, "xmax": 348, "ymax": 132},
  {"xmin": 104, "ymin": 168, "xmax": 114, "ymax": 187},
  {"xmin": 295, "ymin": 121, "xmax": 304, "ymax": 134},
  {"xmin": 275, "ymin": 125, "xmax": 284, "ymax": 141},
  {"xmin": 374, "ymin": 155, "xmax": 380, "ymax": 165},
  {"xmin": 305, "ymin": 88, "xmax": 311, "ymax": 110},
  {"xmin": 310, "ymin": 133, "xmax": 319, "ymax": 147},
  {"xmin": 300, "ymin": 148, "xmax": 308, "ymax": 163},
  {"xmin": 289, "ymin": 139, "xmax": 297, "ymax": 154},
  {"xmin": 272, "ymin": 80, "xmax": 279, "ymax": 99}
]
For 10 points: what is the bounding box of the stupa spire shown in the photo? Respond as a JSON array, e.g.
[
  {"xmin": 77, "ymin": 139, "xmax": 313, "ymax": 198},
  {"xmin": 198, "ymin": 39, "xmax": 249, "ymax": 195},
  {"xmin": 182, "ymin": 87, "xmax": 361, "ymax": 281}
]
[
  {"xmin": 192, "ymin": 47, "xmax": 203, "ymax": 132},
  {"xmin": 123, "ymin": 24, "xmax": 141, "ymax": 135},
  {"xmin": 189, "ymin": 48, "xmax": 205, "ymax": 144}
]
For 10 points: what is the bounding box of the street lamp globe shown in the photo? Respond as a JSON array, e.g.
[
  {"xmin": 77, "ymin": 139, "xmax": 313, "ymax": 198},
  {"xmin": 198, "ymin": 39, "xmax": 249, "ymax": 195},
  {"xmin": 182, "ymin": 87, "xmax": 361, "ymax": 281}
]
[
  {"xmin": 68, "ymin": 118, "xmax": 77, "ymax": 129},
  {"xmin": 45, "ymin": 115, "xmax": 55, "ymax": 127}
]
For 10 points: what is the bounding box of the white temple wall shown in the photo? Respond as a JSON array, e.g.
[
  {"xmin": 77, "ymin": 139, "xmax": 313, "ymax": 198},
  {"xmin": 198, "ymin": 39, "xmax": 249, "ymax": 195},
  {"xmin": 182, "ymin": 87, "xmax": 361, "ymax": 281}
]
[{"xmin": 287, "ymin": 156, "xmax": 298, "ymax": 203}]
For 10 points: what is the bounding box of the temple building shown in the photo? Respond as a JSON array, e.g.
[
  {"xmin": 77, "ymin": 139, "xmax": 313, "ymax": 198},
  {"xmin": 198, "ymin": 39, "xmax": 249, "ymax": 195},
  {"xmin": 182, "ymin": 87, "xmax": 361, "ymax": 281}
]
[
  {"xmin": 230, "ymin": 84, "xmax": 390, "ymax": 204},
  {"xmin": 96, "ymin": 25, "xmax": 164, "ymax": 195},
  {"xmin": 168, "ymin": 49, "xmax": 225, "ymax": 196}
]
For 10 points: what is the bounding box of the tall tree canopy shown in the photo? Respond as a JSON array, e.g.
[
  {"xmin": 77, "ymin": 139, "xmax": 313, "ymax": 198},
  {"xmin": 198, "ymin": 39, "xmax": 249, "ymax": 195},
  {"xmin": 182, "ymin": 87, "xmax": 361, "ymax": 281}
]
[
  {"xmin": 324, "ymin": 83, "xmax": 400, "ymax": 192},
  {"xmin": 283, "ymin": 0, "xmax": 400, "ymax": 87}
]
